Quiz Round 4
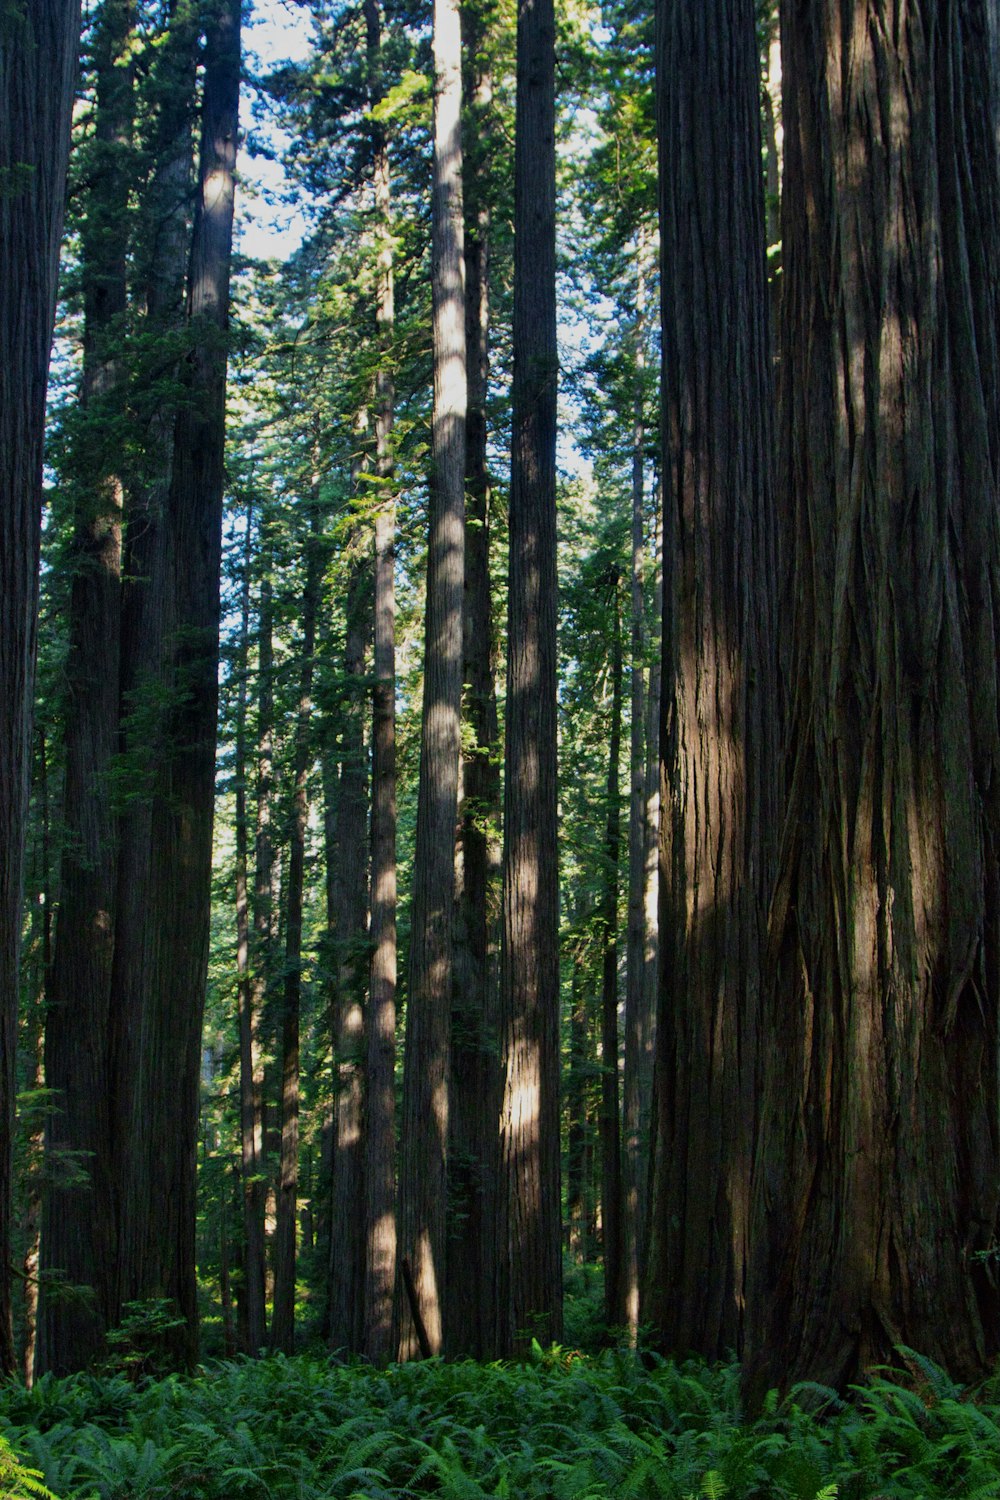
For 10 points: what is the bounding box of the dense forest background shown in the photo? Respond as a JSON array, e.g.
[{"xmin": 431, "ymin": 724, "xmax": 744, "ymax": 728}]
[{"xmin": 3, "ymin": 0, "xmax": 1000, "ymax": 1425}]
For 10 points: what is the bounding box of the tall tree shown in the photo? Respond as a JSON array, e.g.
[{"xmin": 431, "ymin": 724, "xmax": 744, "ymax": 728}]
[
  {"xmin": 646, "ymin": 0, "xmax": 777, "ymax": 1361},
  {"xmin": 446, "ymin": 1, "xmax": 502, "ymax": 1359},
  {"xmin": 271, "ymin": 495, "xmax": 323, "ymax": 1354},
  {"xmin": 41, "ymin": 0, "xmax": 133, "ymax": 1375},
  {"xmin": 745, "ymin": 0, "xmax": 1000, "ymax": 1396},
  {"xmin": 234, "ymin": 498, "xmax": 267, "ymax": 1356},
  {"xmin": 363, "ymin": 0, "xmax": 399, "ymax": 1362},
  {"xmin": 0, "ymin": 0, "xmax": 80, "ymax": 1375},
  {"xmin": 398, "ymin": 0, "xmax": 466, "ymax": 1357},
  {"xmin": 496, "ymin": 0, "xmax": 562, "ymax": 1356},
  {"xmin": 622, "ymin": 288, "xmax": 658, "ymax": 1339},
  {"xmin": 326, "ymin": 463, "xmax": 371, "ymax": 1354},
  {"xmin": 599, "ymin": 572, "xmax": 623, "ymax": 1328},
  {"xmin": 115, "ymin": 0, "xmax": 240, "ymax": 1363}
]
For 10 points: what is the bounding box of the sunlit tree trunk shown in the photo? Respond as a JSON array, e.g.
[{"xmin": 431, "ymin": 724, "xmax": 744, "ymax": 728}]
[
  {"xmin": 40, "ymin": 0, "xmax": 131, "ymax": 1376},
  {"xmin": 363, "ymin": 0, "xmax": 398, "ymax": 1358},
  {"xmin": 745, "ymin": 0, "xmax": 1000, "ymax": 1398},
  {"xmin": 496, "ymin": 0, "xmax": 562, "ymax": 1355},
  {"xmin": 398, "ymin": 0, "xmax": 466, "ymax": 1357},
  {"xmin": 646, "ymin": 0, "xmax": 777, "ymax": 1361},
  {"xmin": 0, "ymin": 0, "xmax": 80, "ymax": 1376}
]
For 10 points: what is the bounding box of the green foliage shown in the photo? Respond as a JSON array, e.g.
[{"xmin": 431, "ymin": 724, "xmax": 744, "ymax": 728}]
[
  {"xmin": 0, "ymin": 1432, "xmax": 59, "ymax": 1500},
  {"xmin": 98, "ymin": 1301, "xmax": 188, "ymax": 1384},
  {"xmin": 3, "ymin": 1352, "xmax": 1000, "ymax": 1500}
]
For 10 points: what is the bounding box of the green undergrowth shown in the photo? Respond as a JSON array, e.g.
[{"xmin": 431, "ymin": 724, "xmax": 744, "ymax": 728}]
[{"xmin": 1, "ymin": 1347, "xmax": 1000, "ymax": 1500}]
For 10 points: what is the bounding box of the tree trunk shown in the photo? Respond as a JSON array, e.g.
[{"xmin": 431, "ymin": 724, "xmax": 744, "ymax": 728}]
[
  {"xmin": 108, "ymin": 0, "xmax": 199, "ymax": 1346},
  {"xmin": 646, "ymin": 0, "xmax": 777, "ymax": 1362},
  {"xmin": 22, "ymin": 733, "xmax": 53, "ymax": 1387},
  {"xmin": 116, "ymin": 0, "xmax": 240, "ymax": 1365},
  {"xmin": 235, "ymin": 500, "xmax": 267, "ymax": 1356},
  {"xmin": 446, "ymin": 7, "xmax": 501, "ymax": 1361},
  {"xmin": 271, "ymin": 501, "xmax": 323, "ymax": 1355},
  {"xmin": 362, "ymin": 0, "xmax": 398, "ymax": 1366},
  {"xmin": 600, "ymin": 579, "xmax": 623, "ymax": 1330},
  {"xmin": 397, "ymin": 0, "xmax": 466, "ymax": 1359},
  {"xmin": 622, "ymin": 272, "xmax": 652, "ymax": 1340},
  {"xmin": 0, "ymin": 0, "xmax": 80, "ymax": 1377},
  {"xmin": 565, "ymin": 937, "xmax": 593, "ymax": 1263},
  {"xmin": 326, "ymin": 546, "xmax": 370, "ymax": 1354},
  {"xmin": 40, "ymin": 0, "xmax": 132, "ymax": 1375},
  {"xmin": 745, "ymin": 0, "xmax": 1000, "ymax": 1398},
  {"xmin": 496, "ymin": 0, "xmax": 562, "ymax": 1355}
]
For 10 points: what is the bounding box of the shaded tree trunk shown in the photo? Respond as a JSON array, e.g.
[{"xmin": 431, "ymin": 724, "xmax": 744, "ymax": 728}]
[
  {"xmin": 271, "ymin": 500, "xmax": 323, "ymax": 1354},
  {"xmin": 0, "ymin": 0, "xmax": 80, "ymax": 1377},
  {"xmin": 745, "ymin": 0, "xmax": 1000, "ymax": 1398},
  {"xmin": 40, "ymin": 0, "xmax": 131, "ymax": 1376},
  {"xmin": 600, "ymin": 579, "xmax": 623, "ymax": 1329},
  {"xmin": 646, "ymin": 0, "xmax": 777, "ymax": 1362},
  {"xmin": 565, "ymin": 938, "xmax": 593, "ymax": 1263},
  {"xmin": 446, "ymin": 6, "xmax": 501, "ymax": 1360},
  {"xmin": 397, "ymin": 0, "xmax": 466, "ymax": 1360},
  {"xmin": 108, "ymin": 0, "xmax": 199, "ymax": 1346},
  {"xmin": 115, "ymin": 0, "xmax": 240, "ymax": 1365},
  {"xmin": 235, "ymin": 499, "xmax": 267, "ymax": 1356},
  {"xmin": 496, "ymin": 0, "xmax": 562, "ymax": 1355},
  {"xmin": 622, "ymin": 272, "xmax": 655, "ymax": 1342},
  {"xmin": 326, "ymin": 544, "xmax": 370, "ymax": 1354},
  {"xmin": 22, "ymin": 733, "xmax": 53, "ymax": 1387}
]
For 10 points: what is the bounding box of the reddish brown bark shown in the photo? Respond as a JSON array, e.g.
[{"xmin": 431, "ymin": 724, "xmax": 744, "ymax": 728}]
[
  {"xmin": 647, "ymin": 0, "xmax": 777, "ymax": 1361},
  {"xmin": 745, "ymin": 0, "xmax": 1000, "ymax": 1397}
]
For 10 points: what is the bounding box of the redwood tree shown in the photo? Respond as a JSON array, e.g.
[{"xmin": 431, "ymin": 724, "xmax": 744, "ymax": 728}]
[
  {"xmin": 496, "ymin": 0, "xmax": 562, "ymax": 1355},
  {"xmin": 646, "ymin": 0, "xmax": 777, "ymax": 1361},
  {"xmin": 0, "ymin": 0, "xmax": 80, "ymax": 1376},
  {"xmin": 114, "ymin": 0, "xmax": 240, "ymax": 1363},
  {"xmin": 397, "ymin": 0, "xmax": 466, "ymax": 1356},
  {"xmin": 745, "ymin": 0, "xmax": 1000, "ymax": 1396}
]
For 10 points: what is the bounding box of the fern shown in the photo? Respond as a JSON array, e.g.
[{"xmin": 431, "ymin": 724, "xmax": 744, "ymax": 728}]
[{"xmin": 0, "ymin": 1434, "xmax": 60, "ymax": 1500}]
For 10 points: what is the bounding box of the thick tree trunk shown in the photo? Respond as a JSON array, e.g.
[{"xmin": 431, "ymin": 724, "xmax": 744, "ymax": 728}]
[
  {"xmin": 115, "ymin": 0, "xmax": 240, "ymax": 1365},
  {"xmin": 600, "ymin": 583, "xmax": 623, "ymax": 1329},
  {"xmin": 40, "ymin": 0, "xmax": 132, "ymax": 1377},
  {"xmin": 108, "ymin": 0, "xmax": 198, "ymax": 1346},
  {"xmin": 496, "ymin": 0, "xmax": 562, "ymax": 1356},
  {"xmin": 0, "ymin": 0, "xmax": 80, "ymax": 1377},
  {"xmin": 271, "ymin": 503, "xmax": 323, "ymax": 1355},
  {"xmin": 363, "ymin": 9, "xmax": 398, "ymax": 1354},
  {"xmin": 646, "ymin": 0, "xmax": 777, "ymax": 1362},
  {"xmin": 745, "ymin": 0, "xmax": 1000, "ymax": 1398},
  {"xmin": 446, "ymin": 10, "xmax": 501, "ymax": 1360},
  {"xmin": 398, "ymin": 0, "xmax": 466, "ymax": 1360}
]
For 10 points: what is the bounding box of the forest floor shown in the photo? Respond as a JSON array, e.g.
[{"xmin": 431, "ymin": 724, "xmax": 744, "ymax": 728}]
[{"xmin": 2, "ymin": 1341, "xmax": 1000, "ymax": 1500}]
